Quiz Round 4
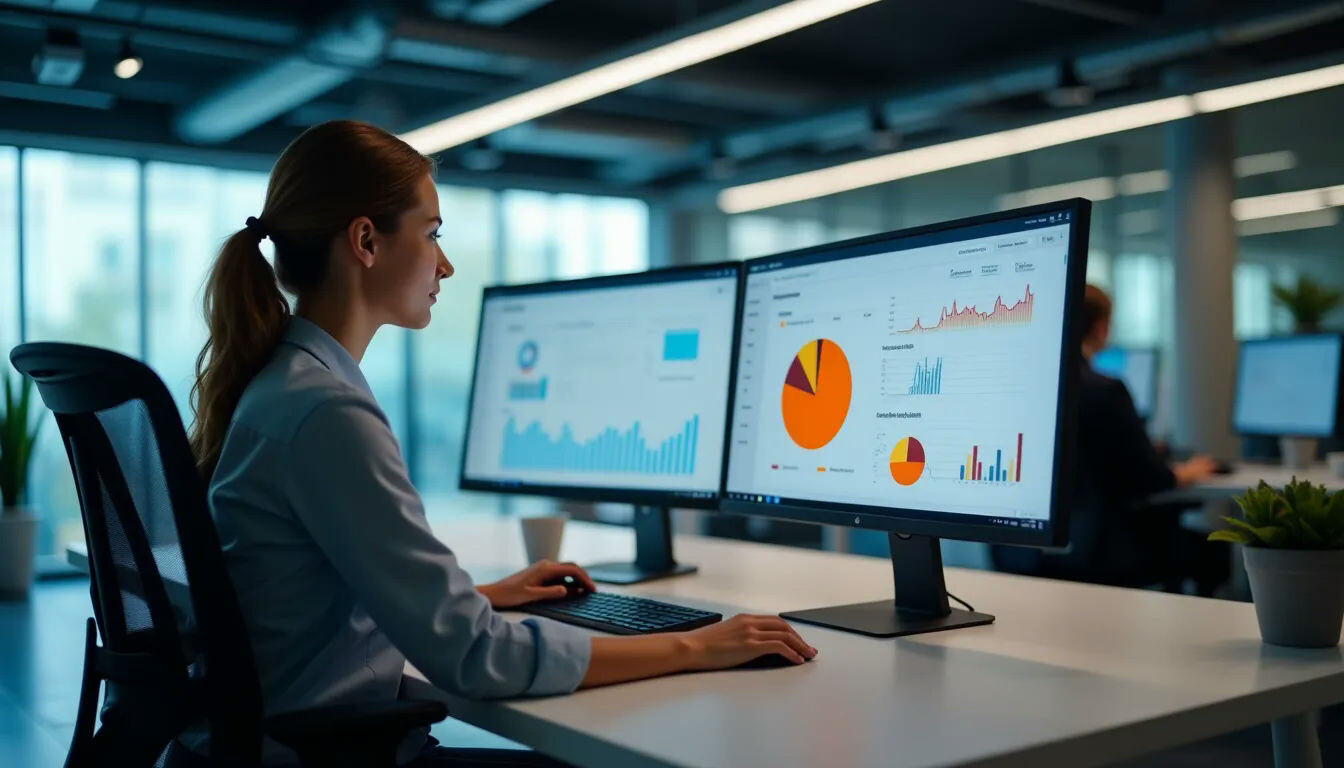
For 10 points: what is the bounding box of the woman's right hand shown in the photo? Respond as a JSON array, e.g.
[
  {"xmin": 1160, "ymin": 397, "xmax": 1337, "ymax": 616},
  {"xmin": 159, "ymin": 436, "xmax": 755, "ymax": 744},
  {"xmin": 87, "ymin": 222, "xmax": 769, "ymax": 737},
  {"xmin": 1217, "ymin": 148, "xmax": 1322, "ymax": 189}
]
[{"xmin": 679, "ymin": 614, "xmax": 817, "ymax": 670}]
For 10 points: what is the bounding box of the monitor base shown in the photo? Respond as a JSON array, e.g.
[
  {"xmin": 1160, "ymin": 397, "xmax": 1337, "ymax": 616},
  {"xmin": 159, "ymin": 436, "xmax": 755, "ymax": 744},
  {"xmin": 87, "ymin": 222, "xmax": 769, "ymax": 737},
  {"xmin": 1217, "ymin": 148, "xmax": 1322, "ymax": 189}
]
[
  {"xmin": 584, "ymin": 505, "xmax": 696, "ymax": 584},
  {"xmin": 782, "ymin": 533, "xmax": 995, "ymax": 638},
  {"xmin": 585, "ymin": 561, "xmax": 698, "ymax": 585},
  {"xmin": 783, "ymin": 601, "xmax": 994, "ymax": 638}
]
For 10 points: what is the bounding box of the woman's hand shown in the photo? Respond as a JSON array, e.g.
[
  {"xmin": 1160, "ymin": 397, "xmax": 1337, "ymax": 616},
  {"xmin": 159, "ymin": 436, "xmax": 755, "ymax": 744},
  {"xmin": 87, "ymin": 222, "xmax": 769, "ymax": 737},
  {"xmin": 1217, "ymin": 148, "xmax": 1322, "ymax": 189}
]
[
  {"xmin": 680, "ymin": 614, "xmax": 817, "ymax": 669},
  {"xmin": 477, "ymin": 559, "xmax": 598, "ymax": 609},
  {"xmin": 580, "ymin": 614, "xmax": 817, "ymax": 688}
]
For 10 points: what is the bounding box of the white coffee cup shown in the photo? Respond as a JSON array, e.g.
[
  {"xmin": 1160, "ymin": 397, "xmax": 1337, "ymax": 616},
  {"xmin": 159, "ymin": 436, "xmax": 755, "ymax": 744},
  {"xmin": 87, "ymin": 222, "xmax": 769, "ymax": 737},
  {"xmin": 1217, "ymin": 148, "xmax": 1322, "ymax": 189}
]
[
  {"xmin": 1327, "ymin": 451, "xmax": 1344, "ymax": 479},
  {"xmin": 1280, "ymin": 437, "xmax": 1318, "ymax": 470},
  {"xmin": 520, "ymin": 515, "xmax": 566, "ymax": 563}
]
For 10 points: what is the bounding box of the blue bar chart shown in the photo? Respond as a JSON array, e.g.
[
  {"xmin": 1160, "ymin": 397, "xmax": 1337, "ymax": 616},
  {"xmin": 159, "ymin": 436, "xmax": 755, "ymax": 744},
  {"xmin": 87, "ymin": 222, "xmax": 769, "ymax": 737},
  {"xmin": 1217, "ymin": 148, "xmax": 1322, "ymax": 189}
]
[
  {"xmin": 907, "ymin": 357, "xmax": 943, "ymax": 395},
  {"xmin": 501, "ymin": 414, "xmax": 700, "ymax": 476},
  {"xmin": 508, "ymin": 377, "xmax": 548, "ymax": 401}
]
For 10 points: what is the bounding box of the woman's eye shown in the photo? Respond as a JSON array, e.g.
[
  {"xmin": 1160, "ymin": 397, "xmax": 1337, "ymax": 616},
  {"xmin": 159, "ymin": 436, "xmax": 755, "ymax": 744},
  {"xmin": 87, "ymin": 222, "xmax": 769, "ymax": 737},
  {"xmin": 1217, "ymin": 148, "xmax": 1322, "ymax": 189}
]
[{"xmin": 429, "ymin": 231, "xmax": 441, "ymax": 241}]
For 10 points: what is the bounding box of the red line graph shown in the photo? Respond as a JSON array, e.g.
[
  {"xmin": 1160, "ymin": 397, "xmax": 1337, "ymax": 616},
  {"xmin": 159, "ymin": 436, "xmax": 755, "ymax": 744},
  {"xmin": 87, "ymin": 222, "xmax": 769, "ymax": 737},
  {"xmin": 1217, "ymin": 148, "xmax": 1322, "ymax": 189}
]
[{"xmin": 900, "ymin": 285, "xmax": 1034, "ymax": 334}]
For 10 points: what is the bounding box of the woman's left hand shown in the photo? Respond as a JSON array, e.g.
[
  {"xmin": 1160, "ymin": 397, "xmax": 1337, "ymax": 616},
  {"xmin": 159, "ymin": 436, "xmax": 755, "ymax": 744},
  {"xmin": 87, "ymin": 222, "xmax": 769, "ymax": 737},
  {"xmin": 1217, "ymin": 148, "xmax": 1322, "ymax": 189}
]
[{"xmin": 478, "ymin": 560, "xmax": 598, "ymax": 609}]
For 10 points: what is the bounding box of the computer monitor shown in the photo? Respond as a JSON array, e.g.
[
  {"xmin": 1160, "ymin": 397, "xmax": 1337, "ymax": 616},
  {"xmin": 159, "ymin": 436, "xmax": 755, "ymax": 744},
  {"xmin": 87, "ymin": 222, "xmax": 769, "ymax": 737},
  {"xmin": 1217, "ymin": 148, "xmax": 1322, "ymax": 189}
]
[
  {"xmin": 1233, "ymin": 334, "xmax": 1343, "ymax": 438},
  {"xmin": 722, "ymin": 199, "xmax": 1091, "ymax": 637},
  {"xmin": 1091, "ymin": 346, "xmax": 1158, "ymax": 421},
  {"xmin": 460, "ymin": 263, "xmax": 741, "ymax": 583}
]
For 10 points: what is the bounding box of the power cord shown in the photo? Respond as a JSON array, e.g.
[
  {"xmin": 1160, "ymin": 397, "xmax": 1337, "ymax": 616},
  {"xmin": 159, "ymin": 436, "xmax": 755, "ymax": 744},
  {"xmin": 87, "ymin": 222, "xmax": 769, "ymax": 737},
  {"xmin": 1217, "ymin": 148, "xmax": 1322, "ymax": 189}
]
[{"xmin": 946, "ymin": 591, "xmax": 975, "ymax": 613}]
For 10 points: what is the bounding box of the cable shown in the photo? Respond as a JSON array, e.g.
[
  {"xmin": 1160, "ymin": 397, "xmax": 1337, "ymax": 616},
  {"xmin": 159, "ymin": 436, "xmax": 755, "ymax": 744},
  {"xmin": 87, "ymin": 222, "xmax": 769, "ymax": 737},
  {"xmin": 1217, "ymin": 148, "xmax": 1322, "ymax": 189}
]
[{"xmin": 946, "ymin": 591, "xmax": 975, "ymax": 613}]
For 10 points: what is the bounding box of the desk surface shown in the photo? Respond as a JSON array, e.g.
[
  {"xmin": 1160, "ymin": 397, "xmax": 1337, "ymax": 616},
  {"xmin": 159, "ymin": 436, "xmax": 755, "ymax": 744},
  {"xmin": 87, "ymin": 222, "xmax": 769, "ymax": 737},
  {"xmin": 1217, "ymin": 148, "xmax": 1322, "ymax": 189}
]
[
  {"xmin": 66, "ymin": 514, "xmax": 1344, "ymax": 767},
  {"xmin": 1181, "ymin": 462, "xmax": 1344, "ymax": 499},
  {"xmin": 394, "ymin": 515, "xmax": 1344, "ymax": 768}
]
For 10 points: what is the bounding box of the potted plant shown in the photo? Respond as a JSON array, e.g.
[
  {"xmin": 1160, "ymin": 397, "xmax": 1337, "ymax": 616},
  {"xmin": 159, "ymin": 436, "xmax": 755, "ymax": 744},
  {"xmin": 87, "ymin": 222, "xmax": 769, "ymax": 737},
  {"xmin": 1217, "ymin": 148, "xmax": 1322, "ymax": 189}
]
[
  {"xmin": 1210, "ymin": 478, "xmax": 1344, "ymax": 647},
  {"xmin": 1271, "ymin": 274, "xmax": 1342, "ymax": 333},
  {"xmin": 0, "ymin": 367, "xmax": 44, "ymax": 599}
]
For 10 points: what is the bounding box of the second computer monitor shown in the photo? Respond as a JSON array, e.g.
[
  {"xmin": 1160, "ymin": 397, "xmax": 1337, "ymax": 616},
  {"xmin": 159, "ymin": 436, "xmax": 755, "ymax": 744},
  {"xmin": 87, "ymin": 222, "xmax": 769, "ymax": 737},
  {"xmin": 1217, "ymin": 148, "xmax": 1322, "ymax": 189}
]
[
  {"xmin": 460, "ymin": 263, "xmax": 740, "ymax": 507},
  {"xmin": 1234, "ymin": 334, "xmax": 1343, "ymax": 438},
  {"xmin": 1092, "ymin": 346, "xmax": 1158, "ymax": 421},
  {"xmin": 723, "ymin": 200, "xmax": 1090, "ymax": 549}
]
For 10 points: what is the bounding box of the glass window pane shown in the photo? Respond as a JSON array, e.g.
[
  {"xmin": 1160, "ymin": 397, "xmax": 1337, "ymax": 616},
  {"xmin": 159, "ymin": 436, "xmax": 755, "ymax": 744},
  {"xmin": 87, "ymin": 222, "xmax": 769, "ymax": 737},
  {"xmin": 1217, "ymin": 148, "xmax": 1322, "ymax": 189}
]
[
  {"xmin": 364, "ymin": 327, "xmax": 408, "ymax": 449},
  {"xmin": 0, "ymin": 147, "xmax": 16, "ymax": 360},
  {"xmin": 501, "ymin": 190, "xmax": 553, "ymax": 283},
  {"xmin": 413, "ymin": 186, "xmax": 495, "ymax": 501},
  {"xmin": 23, "ymin": 150, "xmax": 139, "ymax": 353},
  {"xmin": 22, "ymin": 149, "xmax": 140, "ymax": 557},
  {"xmin": 145, "ymin": 162, "xmax": 269, "ymax": 419}
]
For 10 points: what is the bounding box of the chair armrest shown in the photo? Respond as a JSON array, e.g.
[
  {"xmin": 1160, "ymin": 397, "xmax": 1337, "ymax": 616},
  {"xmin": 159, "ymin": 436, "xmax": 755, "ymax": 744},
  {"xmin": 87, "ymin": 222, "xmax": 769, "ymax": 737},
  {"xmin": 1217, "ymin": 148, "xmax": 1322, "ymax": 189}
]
[{"xmin": 264, "ymin": 699, "xmax": 448, "ymax": 767}]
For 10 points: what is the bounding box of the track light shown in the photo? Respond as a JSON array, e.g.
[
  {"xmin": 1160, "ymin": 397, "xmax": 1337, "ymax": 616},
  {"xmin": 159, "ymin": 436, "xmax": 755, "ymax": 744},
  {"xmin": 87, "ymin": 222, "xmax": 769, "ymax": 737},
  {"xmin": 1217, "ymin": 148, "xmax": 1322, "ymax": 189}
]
[{"xmin": 114, "ymin": 39, "xmax": 142, "ymax": 79}]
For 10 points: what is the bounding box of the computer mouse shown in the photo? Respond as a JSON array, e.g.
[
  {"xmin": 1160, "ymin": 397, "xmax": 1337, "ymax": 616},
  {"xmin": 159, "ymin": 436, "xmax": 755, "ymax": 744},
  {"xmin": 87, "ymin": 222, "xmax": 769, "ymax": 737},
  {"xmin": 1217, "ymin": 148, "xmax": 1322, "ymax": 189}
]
[
  {"xmin": 733, "ymin": 653, "xmax": 799, "ymax": 670},
  {"xmin": 544, "ymin": 575, "xmax": 588, "ymax": 599}
]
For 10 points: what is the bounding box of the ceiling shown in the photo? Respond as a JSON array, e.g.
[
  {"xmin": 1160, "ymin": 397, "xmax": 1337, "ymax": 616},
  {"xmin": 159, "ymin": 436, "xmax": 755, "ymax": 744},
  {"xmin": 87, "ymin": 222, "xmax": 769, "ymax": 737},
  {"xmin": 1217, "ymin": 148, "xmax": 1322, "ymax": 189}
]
[{"xmin": 0, "ymin": 0, "xmax": 1342, "ymax": 197}]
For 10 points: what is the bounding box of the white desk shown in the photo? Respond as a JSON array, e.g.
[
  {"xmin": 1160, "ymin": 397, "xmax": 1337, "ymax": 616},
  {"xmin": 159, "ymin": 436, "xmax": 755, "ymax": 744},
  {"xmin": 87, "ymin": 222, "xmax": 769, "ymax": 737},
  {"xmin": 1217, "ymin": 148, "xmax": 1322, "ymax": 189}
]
[
  {"xmin": 392, "ymin": 515, "xmax": 1344, "ymax": 768},
  {"xmin": 1177, "ymin": 462, "xmax": 1344, "ymax": 501}
]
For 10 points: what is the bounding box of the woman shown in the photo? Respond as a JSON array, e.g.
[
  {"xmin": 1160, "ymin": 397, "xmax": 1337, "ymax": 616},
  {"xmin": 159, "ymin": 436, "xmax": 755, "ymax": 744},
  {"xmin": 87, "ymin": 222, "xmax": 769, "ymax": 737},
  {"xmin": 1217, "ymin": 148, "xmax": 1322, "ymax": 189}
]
[{"xmin": 187, "ymin": 120, "xmax": 815, "ymax": 766}]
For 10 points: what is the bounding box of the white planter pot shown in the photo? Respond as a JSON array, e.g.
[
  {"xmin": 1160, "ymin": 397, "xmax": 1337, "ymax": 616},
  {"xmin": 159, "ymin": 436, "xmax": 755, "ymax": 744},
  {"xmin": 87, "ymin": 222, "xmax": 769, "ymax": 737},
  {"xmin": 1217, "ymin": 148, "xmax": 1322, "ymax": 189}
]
[
  {"xmin": 1244, "ymin": 546, "xmax": 1344, "ymax": 648},
  {"xmin": 0, "ymin": 508, "xmax": 38, "ymax": 600}
]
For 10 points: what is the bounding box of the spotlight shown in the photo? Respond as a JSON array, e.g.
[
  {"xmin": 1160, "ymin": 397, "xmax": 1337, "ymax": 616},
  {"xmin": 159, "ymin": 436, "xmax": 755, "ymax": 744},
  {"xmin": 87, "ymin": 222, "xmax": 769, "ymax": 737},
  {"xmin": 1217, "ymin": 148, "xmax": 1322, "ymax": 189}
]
[{"xmin": 114, "ymin": 39, "xmax": 142, "ymax": 79}]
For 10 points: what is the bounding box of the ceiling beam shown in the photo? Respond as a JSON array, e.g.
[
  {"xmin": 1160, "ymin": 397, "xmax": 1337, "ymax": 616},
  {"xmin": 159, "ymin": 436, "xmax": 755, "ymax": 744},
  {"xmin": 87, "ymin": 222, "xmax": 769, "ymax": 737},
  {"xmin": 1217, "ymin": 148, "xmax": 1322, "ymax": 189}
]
[{"xmin": 1014, "ymin": 0, "xmax": 1153, "ymax": 27}]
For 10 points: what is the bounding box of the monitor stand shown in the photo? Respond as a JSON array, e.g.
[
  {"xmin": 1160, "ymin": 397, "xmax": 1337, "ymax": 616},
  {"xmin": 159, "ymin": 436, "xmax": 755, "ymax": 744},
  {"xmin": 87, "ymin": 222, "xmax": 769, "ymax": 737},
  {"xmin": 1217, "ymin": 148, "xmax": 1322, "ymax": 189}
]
[
  {"xmin": 782, "ymin": 533, "xmax": 995, "ymax": 638},
  {"xmin": 584, "ymin": 505, "xmax": 697, "ymax": 584}
]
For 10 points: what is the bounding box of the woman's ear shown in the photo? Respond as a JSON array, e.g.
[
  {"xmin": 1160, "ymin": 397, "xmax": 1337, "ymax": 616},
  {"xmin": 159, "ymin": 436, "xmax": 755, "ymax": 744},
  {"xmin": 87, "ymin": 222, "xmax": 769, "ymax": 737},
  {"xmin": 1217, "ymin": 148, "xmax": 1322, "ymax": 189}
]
[{"xmin": 346, "ymin": 216, "xmax": 377, "ymax": 268}]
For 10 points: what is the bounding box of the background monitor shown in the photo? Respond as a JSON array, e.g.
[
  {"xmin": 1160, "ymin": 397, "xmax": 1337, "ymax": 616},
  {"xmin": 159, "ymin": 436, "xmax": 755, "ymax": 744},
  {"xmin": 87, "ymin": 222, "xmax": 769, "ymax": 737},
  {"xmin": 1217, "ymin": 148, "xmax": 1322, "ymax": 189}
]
[
  {"xmin": 1091, "ymin": 346, "xmax": 1158, "ymax": 421},
  {"xmin": 460, "ymin": 263, "xmax": 741, "ymax": 583},
  {"xmin": 721, "ymin": 200, "xmax": 1090, "ymax": 636},
  {"xmin": 1233, "ymin": 334, "xmax": 1343, "ymax": 438}
]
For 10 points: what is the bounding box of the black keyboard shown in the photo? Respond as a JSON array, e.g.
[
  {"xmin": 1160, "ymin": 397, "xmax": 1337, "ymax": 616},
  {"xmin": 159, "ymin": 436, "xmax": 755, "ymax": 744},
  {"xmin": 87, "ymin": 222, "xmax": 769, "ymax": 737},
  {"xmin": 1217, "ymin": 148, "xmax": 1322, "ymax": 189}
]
[{"xmin": 520, "ymin": 591, "xmax": 722, "ymax": 635}]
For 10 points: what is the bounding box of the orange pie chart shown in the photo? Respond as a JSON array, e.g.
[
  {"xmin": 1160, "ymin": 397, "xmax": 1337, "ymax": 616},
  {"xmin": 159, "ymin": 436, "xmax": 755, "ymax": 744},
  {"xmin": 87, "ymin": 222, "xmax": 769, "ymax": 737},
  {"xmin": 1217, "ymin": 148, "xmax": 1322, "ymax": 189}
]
[
  {"xmin": 889, "ymin": 437, "xmax": 926, "ymax": 486},
  {"xmin": 781, "ymin": 339, "xmax": 852, "ymax": 450}
]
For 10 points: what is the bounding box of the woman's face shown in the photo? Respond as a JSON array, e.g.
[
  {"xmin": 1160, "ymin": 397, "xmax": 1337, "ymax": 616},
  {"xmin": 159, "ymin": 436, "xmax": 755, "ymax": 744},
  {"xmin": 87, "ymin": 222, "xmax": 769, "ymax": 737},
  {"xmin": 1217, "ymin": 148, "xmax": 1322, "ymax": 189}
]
[{"xmin": 369, "ymin": 173, "xmax": 454, "ymax": 330}]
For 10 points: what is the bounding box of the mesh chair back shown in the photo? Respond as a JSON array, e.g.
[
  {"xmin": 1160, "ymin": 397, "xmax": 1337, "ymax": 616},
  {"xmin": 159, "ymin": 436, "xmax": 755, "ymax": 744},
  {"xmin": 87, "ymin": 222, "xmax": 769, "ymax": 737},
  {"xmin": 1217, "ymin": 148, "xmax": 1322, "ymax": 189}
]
[{"xmin": 10, "ymin": 342, "xmax": 262, "ymax": 766}]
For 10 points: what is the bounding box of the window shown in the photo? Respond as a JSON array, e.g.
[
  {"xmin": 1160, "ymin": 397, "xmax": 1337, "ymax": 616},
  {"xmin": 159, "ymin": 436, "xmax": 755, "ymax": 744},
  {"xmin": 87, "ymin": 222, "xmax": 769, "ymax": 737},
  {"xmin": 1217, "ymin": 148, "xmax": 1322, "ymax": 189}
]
[
  {"xmin": 0, "ymin": 148, "xmax": 16, "ymax": 363},
  {"xmin": 145, "ymin": 162, "xmax": 270, "ymax": 418},
  {"xmin": 22, "ymin": 150, "xmax": 140, "ymax": 557},
  {"xmin": 728, "ymin": 214, "xmax": 828, "ymax": 260},
  {"xmin": 412, "ymin": 186, "xmax": 496, "ymax": 501}
]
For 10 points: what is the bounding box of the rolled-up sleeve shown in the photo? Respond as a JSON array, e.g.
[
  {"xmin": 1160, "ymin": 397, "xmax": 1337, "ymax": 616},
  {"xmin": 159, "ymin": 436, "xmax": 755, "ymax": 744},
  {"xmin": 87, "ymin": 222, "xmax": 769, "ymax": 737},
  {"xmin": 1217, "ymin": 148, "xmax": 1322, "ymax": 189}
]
[{"xmin": 284, "ymin": 395, "xmax": 590, "ymax": 697}]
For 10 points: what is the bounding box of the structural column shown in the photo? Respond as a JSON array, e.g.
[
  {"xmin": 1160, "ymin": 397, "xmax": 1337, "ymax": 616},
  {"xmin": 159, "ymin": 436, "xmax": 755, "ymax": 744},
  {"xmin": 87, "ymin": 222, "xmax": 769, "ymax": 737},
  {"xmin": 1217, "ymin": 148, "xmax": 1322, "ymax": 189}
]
[{"xmin": 1165, "ymin": 104, "xmax": 1238, "ymax": 457}]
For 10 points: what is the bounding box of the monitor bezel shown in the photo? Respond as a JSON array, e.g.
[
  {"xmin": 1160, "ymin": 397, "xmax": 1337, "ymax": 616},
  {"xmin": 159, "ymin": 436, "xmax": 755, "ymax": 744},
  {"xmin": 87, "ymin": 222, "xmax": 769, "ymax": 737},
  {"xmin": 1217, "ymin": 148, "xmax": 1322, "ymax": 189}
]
[
  {"xmin": 1232, "ymin": 332, "xmax": 1344, "ymax": 439},
  {"xmin": 719, "ymin": 199, "xmax": 1092, "ymax": 548},
  {"xmin": 1092, "ymin": 345, "xmax": 1160, "ymax": 421},
  {"xmin": 457, "ymin": 261, "xmax": 744, "ymax": 509}
]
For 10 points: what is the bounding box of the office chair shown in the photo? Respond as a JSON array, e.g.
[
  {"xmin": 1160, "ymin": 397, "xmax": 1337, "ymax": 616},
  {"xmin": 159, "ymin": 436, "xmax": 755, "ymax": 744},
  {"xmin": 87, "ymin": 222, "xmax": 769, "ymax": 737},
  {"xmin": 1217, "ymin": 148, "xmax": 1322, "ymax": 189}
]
[{"xmin": 11, "ymin": 342, "xmax": 446, "ymax": 768}]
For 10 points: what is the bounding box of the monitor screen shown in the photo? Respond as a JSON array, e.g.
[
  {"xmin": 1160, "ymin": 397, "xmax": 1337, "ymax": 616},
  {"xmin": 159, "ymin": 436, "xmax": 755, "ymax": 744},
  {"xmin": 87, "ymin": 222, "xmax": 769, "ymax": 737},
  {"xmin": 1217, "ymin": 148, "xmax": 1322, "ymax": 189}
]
[
  {"xmin": 1234, "ymin": 335, "xmax": 1342, "ymax": 438},
  {"xmin": 460, "ymin": 264, "xmax": 740, "ymax": 506},
  {"xmin": 723, "ymin": 201, "xmax": 1089, "ymax": 546},
  {"xmin": 1091, "ymin": 347, "xmax": 1158, "ymax": 420}
]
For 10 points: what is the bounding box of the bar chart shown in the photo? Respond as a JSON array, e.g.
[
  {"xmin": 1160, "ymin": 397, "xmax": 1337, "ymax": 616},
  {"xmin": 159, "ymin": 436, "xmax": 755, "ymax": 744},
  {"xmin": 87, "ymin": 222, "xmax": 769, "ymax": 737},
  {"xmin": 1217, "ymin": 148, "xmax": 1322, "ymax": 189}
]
[
  {"xmin": 501, "ymin": 414, "xmax": 700, "ymax": 476},
  {"xmin": 508, "ymin": 377, "xmax": 548, "ymax": 401},
  {"xmin": 958, "ymin": 433, "xmax": 1024, "ymax": 484},
  {"xmin": 907, "ymin": 357, "xmax": 943, "ymax": 395}
]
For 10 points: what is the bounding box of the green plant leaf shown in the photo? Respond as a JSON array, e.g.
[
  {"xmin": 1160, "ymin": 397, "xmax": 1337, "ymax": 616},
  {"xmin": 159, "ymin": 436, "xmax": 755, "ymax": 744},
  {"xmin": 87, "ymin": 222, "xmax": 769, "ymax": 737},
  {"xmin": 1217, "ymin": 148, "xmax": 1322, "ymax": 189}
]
[
  {"xmin": 1209, "ymin": 529, "xmax": 1252, "ymax": 544},
  {"xmin": 1223, "ymin": 516, "xmax": 1288, "ymax": 546}
]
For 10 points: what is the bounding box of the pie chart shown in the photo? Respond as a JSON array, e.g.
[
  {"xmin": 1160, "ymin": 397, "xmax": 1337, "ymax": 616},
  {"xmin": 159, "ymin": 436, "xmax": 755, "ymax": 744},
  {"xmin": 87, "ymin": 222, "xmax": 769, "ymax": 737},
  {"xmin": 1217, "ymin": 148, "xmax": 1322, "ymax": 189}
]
[
  {"xmin": 781, "ymin": 339, "xmax": 852, "ymax": 450},
  {"xmin": 889, "ymin": 437, "xmax": 926, "ymax": 486}
]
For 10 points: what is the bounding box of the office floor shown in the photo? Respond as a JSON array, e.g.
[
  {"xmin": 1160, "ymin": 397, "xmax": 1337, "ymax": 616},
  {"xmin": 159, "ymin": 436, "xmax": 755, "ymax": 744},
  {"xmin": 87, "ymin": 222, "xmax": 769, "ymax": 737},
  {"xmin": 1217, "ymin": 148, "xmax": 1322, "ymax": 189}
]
[{"xmin": 3, "ymin": 578, "xmax": 1341, "ymax": 767}]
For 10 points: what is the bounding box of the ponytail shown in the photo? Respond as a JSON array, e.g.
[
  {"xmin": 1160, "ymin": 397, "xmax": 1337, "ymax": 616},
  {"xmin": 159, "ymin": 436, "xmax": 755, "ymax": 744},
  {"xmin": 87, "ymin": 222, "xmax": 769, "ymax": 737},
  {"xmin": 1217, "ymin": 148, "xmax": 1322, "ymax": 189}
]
[
  {"xmin": 189, "ymin": 227, "xmax": 289, "ymax": 478},
  {"xmin": 187, "ymin": 120, "xmax": 432, "ymax": 479}
]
